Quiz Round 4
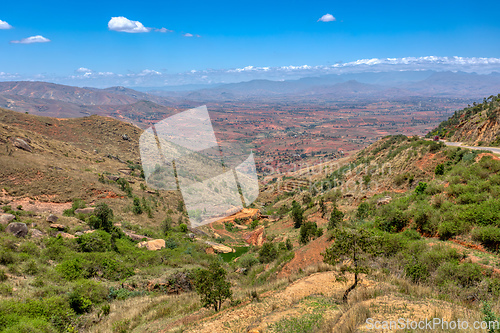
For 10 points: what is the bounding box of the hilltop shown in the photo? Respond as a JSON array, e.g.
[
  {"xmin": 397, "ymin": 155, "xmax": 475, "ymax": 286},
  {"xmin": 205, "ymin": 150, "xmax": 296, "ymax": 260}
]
[{"xmin": 428, "ymin": 94, "xmax": 500, "ymax": 146}]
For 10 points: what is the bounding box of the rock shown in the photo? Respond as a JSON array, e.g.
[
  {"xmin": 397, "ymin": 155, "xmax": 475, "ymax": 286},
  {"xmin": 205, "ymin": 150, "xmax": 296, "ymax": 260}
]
[
  {"xmin": 118, "ymin": 169, "xmax": 132, "ymax": 175},
  {"xmin": 205, "ymin": 247, "xmax": 215, "ymax": 255},
  {"xmin": 244, "ymin": 227, "xmax": 266, "ymax": 246},
  {"xmin": 74, "ymin": 207, "xmax": 95, "ymax": 215},
  {"xmin": 56, "ymin": 232, "xmax": 75, "ymax": 239},
  {"xmin": 124, "ymin": 231, "xmax": 152, "ymax": 241},
  {"xmin": 122, "ymin": 134, "xmax": 129, "ymax": 141},
  {"xmin": 29, "ymin": 229, "xmax": 44, "ymax": 238},
  {"xmin": 6, "ymin": 222, "xmax": 28, "ymax": 237},
  {"xmin": 137, "ymin": 239, "xmax": 166, "ymax": 251},
  {"xmin": 50, "ymin": 224, "xmax": 65, "ymax": 231},
  {"xmin": 74, "ymin": 232, "xmax": 84, "ymax": 236},
  {"xmin": 84, "ymin": 230, "xmax": 96, "ymax": 234},
  {"xmin": 106, "ymin": 175, "xmax": 120, "ymax": 181},
  {"xmin": 46, "ymin": 214, "xmax": 58, "ymax": 223},
  {"xmin": 205, "ymin": 241, "xmax": 234, "ymax": 253},
  {"xmin": 0, "ymin": 214, "xmax": 15, "ymax": 225},
  {"xmin": 187, "ymin": 226, "xmax": 207, "ymax": 236},
  {"xmin": 236, "ymin": 267, "xmax": 247, "ymax": 274},
  {"xmin": 233, "ymin": 224, "xmax": 248, "ymax": 230},
  {"xmin": 186, "ymin": 233, "xmax": 195, "ymax": 239},
  {"xmin": 13, "ymin": 138, "xmax": 32, "ymax": 152},
  {"xmin": 377, "ymin": 196, "xmax": 392, "ymax": 206}
]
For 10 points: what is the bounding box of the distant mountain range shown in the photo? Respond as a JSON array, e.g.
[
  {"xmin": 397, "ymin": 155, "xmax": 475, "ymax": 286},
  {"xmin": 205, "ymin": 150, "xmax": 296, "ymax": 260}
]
[{"xmin": 0, "ymin": 70, "xmax": 499, "ymax": 121}]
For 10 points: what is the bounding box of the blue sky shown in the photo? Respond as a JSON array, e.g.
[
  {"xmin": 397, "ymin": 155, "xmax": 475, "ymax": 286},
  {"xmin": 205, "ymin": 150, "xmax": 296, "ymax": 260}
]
[{"xmin": 1, "ymin": 0, "xmax": 500, "ymax": 86}]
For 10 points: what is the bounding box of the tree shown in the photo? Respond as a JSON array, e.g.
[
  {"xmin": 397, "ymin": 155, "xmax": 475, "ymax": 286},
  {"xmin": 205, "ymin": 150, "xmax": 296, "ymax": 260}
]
[
  {"xmin": 194, "ymin": 261, "xmax": 232, "ymax": 312},
  {"xmin": 318, "ymin": 198, "xmax": 327, "ymax": 218},
  {"xmin": 328, "ymin": 205, "xmax": 344, "ymax": 230},
  {"xmin": 322, "ymin": 227, "xmax": 380, "ymax": 303},
  {"xmin": 434, "ymin": 164, "xmax": 445, "ymax": 176},
  {"xmin": 291, "ymin": 200, "xmax": 304, "ymax": 228},
  {"xmin": 259, "ymin": 242, "xmax": 278, "ymax": 263},
  {"xmin": 299, "ymin": 221, "xmax": 318, "ymax": 244},
  {"xmin": 88, "ymin": 203, "xmax": 114, "ymax": 232}
]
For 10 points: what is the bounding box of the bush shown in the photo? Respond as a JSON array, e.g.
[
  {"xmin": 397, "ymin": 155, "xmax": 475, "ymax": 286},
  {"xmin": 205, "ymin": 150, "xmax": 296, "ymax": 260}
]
[
  {"xmin": 57, "ymin": 258, "xmax": 85, "ymax": 280},
  {"xmin": 471, "ymin": 226, "xmax": 500, "ymax": 251},
  {"xmin": 290, "ymin": 201, "xmax": 304, "ymax": 228},
  {"xmin": 88, "ymin": 203, "xmax": 114, "ymax": 232},
  {"xmin": 438, "ymin": 219, "xmax": 468, "ymax": 240},
  {"xmin": 285, "ymin": 238, "xmax": 293, "ymax": 251},
  {"xmin": 415, "ymin": 182, "xmax": 428, "ymax": 195},
  {"xmin": 435, "ymin": 163, "xmax": 445, "ymax": 175},
  {"xmin": 179, "ymin": 223, "xmax": 188, "ymax": 233},
  {"xmin": 132, "ymin": 197, "xmax": 142, "ymax": 214},
  {"xmin": 69, "ymin": 290, "xmax": 93, "ymax": 314},
  {"xmin": 259, "ymin": 242, "xmax": 278, "ymax": 263},
  {"xmin": 299, "ymin": 222, "xmax": 318, "ymax": 244},
  {"xmin": 328, "ymin": 206, "xmax": 344, "ymax": 230},
  {"xmin": 63, "ymin": 199, "xmax": 86, "ymax": 216},
  {"xmin": 239, "ymin": 254, "xmax": 259, "ymax": 270},
  {"xmin": 0, "ymin": 269, "xmax": 7, "ymax": 282},
  {"xmin": 77, "ymin": 230, "xmax": 112, "ymax": 252},
  {"xmin": 161, "ymin": 216, "xmax": 172, "ymax": 235},
  {"xmin": 405, "ymin": 261, "xmax": 429, "ymax": 283}
]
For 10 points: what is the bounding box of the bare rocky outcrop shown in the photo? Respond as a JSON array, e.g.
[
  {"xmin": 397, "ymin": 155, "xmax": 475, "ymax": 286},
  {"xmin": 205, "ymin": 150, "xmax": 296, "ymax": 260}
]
[
  {"xmin": 6, "ymin": 222, "xmax": 28, "ymax": 237},
  {"xmin": 244, "ymin": 227, "xmax": 266, "ymax": 246},
  {"xmin": 74, "ymin": 207, "xmax": 95, "ymax": 215},
  {"xmin": 13, "ymin": 138, "xmax": 32, "ymax": 152},
  {"xmin": 50, "ymin": 223, "xmax": 65, "ymax": 231},
  {"xmin": 46, "ymin": 214, "xmax": 58, "ymax": 223},
  {"xmin": 138, "ymin": 239, "xmax": 166, "ymax": 251},
  {"xmin": 29, "ymin": 229, "xmax": 44, "ymax": 238},
  {"xmin": 205, "ymin": 241, "xmax": 234, "ymax": 253},
  {"xmin": 0, "ymin": 214, "xmax": 15, "ymax": 225}
]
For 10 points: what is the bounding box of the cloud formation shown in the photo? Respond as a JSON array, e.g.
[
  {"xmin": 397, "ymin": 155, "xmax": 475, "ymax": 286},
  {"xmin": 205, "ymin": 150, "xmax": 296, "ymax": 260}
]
[
  {"xmin": 156, "ymin": 27, "xmax": 173, "ymax": 33},
  {"xmin": 108, "ymin": 16, "xmax": 150, "ymax": 33},
  {"xmin": 10, "ymin": 35, "xmax": 50, "ymax": 44},
  {"xmin": 3, "ymin": 56, "xmax": 500, "ymax": 88},
  {"xmin": 0, "ymin": 20, "xmax": 12, "ymax": 29},
  {"xmin": 183, "ymin": 33, "xmax": 193, "ymax": 37},
  {"xmin": 318, "ymin": 14, "xmax": 336, "ymax": 22}
]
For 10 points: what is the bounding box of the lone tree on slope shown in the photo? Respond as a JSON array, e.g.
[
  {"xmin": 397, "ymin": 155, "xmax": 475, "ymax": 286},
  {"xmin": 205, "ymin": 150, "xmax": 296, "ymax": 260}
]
[{"xmin": 322, "ymin": 227, "xmax": 380, "ymax": 303}]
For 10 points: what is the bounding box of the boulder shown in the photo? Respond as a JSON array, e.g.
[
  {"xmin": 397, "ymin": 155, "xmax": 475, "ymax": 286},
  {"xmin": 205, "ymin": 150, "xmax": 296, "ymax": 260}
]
[
  {"xmin": 377, "ymin": 196, "xmax": 392, "ymax": 206},
  {"xmin": 106, "ymin": 175, "xmax": 120, "ymax": 181},
  {"xmin": 186, "ymin": 233, "xmax": 195, "ymax": 239},
  {"xmin": 233, "ymin": 224, "xmax": 248, "ymax": 230},
  {"xmin": 124, "ymin": 231, "xmax": 152, "ymax": 241},
  {"xmin": 0, "ymin": 214, "xmax": 15, "ymax": 225},
  {"xmin": 205, "ymin": 241, "xmax": 234, "ymax": 253},
  {"xmin": 29, "ymin": 229, "xmax": 44, "ymax": 238},
  {"xmin": 46, "ymin": 214, "xmax": 58, "ymax": 223},
  {"xmin": 50, "ymin": 224, "xmax": 65, "ymax": 231},
  {"xmin": 6, "ymin": 222, "xmax": 28, "ymax": 237},
  {"xmin": 74, "ymin": 232, "xmax": 84, "ymax": 237},
  {"xmin": 137, "ymin": 239, "xmax": 166, "ymax": 251},
  {"xmin": 74, "ymin": 207, "xmax": 95, "ymax": 215},
  {"xmin": 56, "ymin": 232, "xmax": 76, "ymax": 239},
  {"xmin": 244, "ymin": 227, "xmax": 266, "ymax": 247},
  {"xmin": 13, "ymin": 138, "xmax": 32, "ymax": 152}
]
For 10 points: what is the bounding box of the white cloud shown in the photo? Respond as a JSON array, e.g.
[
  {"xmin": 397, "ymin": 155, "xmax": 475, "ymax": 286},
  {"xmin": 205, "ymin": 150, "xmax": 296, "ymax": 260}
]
[
  {"xmin": 10, "ymin": 35, "xmax": 50, "ymax": 44},
  {"xmin": 108, "ymin": 16, "xmax": 150, "ymax": 33},
  {"xmin": 76, "ymin": 67, "xmax": 93, "ymax": 73},
  {"xmin": 0, "ymin": 20, "xmax": 12, "ymax": 29},
  {"xmin": 183, "ymin": 33, "xmax": 193, "ymax": 37},
  {"xmin": 156, "ymin": 27, "xmax": 173, "ymax": 33},
  {"xmin": 318, "ymin": 13, "xmax": 336, "ymax": 22}
]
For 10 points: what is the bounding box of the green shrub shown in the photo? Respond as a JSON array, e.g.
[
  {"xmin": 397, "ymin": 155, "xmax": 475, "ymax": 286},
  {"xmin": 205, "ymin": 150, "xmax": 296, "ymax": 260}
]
[
  {"xmin": 328, "ymin": 205, "xmax": 344, "ymax": 230},
  {"xmin": 401, "ymin": 229, "xmax": 421, "ymax": 240},
  {"xmin": 0, "ymin": 269, "xmax": 7, "ymax": 282},
  {"xmin": 0, "ymin": 250, "xmax": 17, "ymax": 265},
  {"xmin": 405, "ymin": 261, "xmax": 429, "ymax": 283},
  {"xmin": 436, "ymin": 262, "xmax": 483, "ymax": 288},
  {"xmin": 0, "ymin": 318, "xmax": 57, "ymax": 333},
  {"xmin": 299, "ymin": 222, "xmax": 318, "ymax": 244},
  {"xmin": 259, "ymin": 242, "xmax": 278, "ymax": 263},
  {"xmin": 161, "ymin": 216, "xmax": 172, "ymax": 235},
  {"xmin": 415, "ymin": 182, "xmax": 427, "ymax": 195},
  {"xmin": 56, "ymin": 258, "xmax": 84, "ymax": 280},
  {"xmin": 77, "ymin": 230, "xmax": 112, "ymax": 252},
  {"xmin": 23, "ymin": 259, "xmax": 39, "ymax": 276},
  {"xmin": 290, "ymin": 201, "xmax": 304, "ymax": 228},
  {"xmin": 63, "ymin": 199, "xmax": 85, "ymax": 216},
  {"xmin": 132, "ymin": 197, "xmax": 142, "ymax": 214},
  {"xmin": 19, "ymin": 242, "xmax": 40, "ymax": 256},
  {"xmin": 179, "ymin": 223, "xmax": 188, "ymax": 233},
  {"xmin": 434, "ymin": 163, "xmax": 445, "ymax": 175},
  {"xmin": 285, "ymin": 238, "xmax": 293, "ymax": 251},
  {"xmin": 88, "ymin": 203, "xmax": 114, "ymax": 232},
  {"xmin": 239, "ymin": 254, "xmax": 259, "ymax": 270},
  {"xmin": 471, "ymin": 226, "xmax": 500, "ymax": 251},
  {"xmin": 68, "ymin": 290, "xmax": 92, "ymax": 314},
  {"xmin": 438, "ymin": 219, "xmax": 468, "ymax": 240}
]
